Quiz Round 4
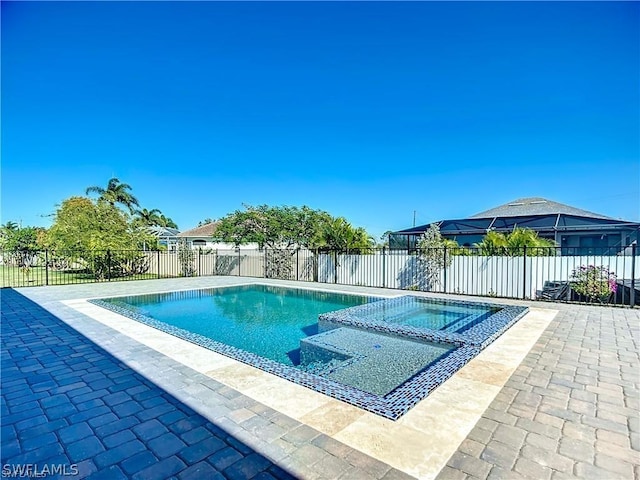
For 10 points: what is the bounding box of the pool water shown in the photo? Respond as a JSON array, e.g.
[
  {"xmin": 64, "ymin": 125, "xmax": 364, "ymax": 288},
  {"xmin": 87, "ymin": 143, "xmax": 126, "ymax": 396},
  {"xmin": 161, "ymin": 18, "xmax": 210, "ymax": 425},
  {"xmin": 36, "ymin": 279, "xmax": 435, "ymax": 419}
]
[
  {"xmin": 98, "ymin": 285, "xmax": 459, "ymax": 396},
  {"xmin": 346, "ymin": 296, "xmax": 499, "ymax": 333},
  {"xmin": 101, "ymin": 284, "xmax": 373, "ymax": 366},
  {"xmin": 300, "ymin": 326, "xmax": 454, "ymax": 396}
]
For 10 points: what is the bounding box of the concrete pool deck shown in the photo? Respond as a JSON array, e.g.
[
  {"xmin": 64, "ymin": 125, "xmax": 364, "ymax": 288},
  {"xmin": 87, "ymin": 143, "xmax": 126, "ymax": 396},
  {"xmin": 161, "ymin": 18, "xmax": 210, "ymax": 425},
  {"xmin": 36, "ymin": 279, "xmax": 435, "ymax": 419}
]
[{"xmin": 2, "ymin": 277, "xmax": 639, "ymax": 479}]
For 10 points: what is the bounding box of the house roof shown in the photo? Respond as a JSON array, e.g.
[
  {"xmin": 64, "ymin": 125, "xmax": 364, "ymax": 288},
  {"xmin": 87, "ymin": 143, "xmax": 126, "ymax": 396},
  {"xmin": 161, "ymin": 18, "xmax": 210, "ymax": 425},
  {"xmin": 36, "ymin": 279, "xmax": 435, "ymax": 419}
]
[
  {"xmin": 392, "ymin": 197, "xmax": 639, "ymax": 237},
  {"xmin": 147, "ymin": 226, "xmax": 180, "ymax": 237},
  {"xmin": 177, "ymin": 222, "xmax": 219, "ymax": 238},
  {"xmin": 470, "ymin": 197, "xmax": 612, "ymax": 220}
]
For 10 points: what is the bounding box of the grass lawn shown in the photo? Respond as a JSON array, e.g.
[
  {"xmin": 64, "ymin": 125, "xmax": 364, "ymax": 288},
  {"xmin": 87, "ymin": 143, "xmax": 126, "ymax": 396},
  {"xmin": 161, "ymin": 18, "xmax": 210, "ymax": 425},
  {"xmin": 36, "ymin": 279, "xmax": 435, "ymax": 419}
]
[{"xmin": 0, "ymin": 266, "xmax": 157, "ymax": 288}]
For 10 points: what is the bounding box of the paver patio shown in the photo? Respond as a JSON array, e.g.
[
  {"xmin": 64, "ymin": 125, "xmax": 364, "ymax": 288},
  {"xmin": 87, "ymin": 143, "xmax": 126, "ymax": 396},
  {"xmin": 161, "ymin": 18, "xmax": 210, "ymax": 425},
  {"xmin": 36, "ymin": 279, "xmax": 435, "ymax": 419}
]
[
  {"xmin": 436, "ymin": 299, "xmax": 640, "ymax": 480},
  {"xmin": 1, "ymin": 278, "xmax": 638, "ymax": 479}
]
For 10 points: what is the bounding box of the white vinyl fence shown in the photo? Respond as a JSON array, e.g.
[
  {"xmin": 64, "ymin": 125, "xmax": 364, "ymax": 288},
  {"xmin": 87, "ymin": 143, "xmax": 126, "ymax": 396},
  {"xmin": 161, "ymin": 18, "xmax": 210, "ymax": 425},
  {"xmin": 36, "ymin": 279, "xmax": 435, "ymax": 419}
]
[
  {"xmin": 142, "ymin": 248, "xmax": 637, "ymax": 303},
  {"xmin": 316, "ymin": 251, "xmax": 638, "ymax": 302}
]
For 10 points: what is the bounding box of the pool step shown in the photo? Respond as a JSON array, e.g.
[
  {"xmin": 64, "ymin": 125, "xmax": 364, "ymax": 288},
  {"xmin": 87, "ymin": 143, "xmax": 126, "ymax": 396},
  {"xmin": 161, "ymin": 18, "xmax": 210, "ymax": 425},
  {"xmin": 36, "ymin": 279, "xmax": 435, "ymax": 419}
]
[{"xmin": 299, "ymin": 327, "xmax": 453, "ymax": 396}]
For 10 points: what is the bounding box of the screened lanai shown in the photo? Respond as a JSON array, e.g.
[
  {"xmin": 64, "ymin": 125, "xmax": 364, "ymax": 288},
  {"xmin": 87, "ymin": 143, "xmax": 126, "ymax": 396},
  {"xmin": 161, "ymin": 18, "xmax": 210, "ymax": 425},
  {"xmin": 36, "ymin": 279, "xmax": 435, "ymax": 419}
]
[{"xmin": 390, "ymin": 198, "xmax": 639, "ymax": 255}]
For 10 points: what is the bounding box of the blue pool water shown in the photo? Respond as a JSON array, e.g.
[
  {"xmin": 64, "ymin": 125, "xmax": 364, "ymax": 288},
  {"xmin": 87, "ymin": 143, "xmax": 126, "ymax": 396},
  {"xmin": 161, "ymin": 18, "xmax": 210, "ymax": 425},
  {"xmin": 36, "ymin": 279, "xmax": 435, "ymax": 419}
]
[
  {"xmin": 101, "ymin": 284, "xmax": 373, "ymax": 366},
  {"xmin": 345, "ymin": 296, "xmax": 499, "ymax": 333}
]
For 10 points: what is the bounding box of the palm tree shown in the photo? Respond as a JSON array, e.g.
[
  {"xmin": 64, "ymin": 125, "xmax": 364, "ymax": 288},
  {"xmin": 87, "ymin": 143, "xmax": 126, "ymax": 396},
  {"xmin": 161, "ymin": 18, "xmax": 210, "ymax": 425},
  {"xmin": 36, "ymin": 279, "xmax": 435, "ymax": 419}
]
[
  {"xmin": 316, "ymin": 217, "xmax": 374, "ymax": 253},
  {"xmin": 157, "ymin": 214, "xmax": 178, "ymax": 229},
  {"xmin": 134, "ymin": 208, "xmax": 162, "ymax": 227},
  {"xmin": 506, "ymin": 227, "xmax": 556, "ymax": 256},
  {"xmin": 86, "ymin": 178, "xmax": 140, "ymax": 213},
  {"xmin": 475, "ymin": 230, "xmax": 508, "ymax": 256},
  {"xmin": 0, "ymin": 221, "xmax": 20, "ymax": 249},
  {"xmin": 1, "ymin": 221, "xmax": 19, "ymax": 232},
  {"xmin": 442, "ymin": 238, "xmax": 470, "ymax": 256},
  {"xmin": 475, "ymin": 228, "xmax": 556, "ymax": 256}
]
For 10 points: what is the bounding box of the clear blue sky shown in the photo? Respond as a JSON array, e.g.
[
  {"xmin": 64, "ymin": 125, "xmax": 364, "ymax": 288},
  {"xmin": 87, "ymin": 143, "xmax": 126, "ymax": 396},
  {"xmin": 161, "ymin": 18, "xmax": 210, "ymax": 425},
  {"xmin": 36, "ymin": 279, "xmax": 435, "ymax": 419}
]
[{"xmin": 2, "ymin": 1, "xmax": 638, "ymax": 239}]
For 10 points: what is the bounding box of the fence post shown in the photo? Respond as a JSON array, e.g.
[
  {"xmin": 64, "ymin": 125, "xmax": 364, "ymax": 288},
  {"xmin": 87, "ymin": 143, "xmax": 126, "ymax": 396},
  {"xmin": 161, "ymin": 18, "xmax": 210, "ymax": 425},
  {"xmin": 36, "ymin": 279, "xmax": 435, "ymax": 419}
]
[
  {"xmin": 198, "ymin": 248, "xmax": 202, "ymax": 277},
  {"xmin": 237, "ymin": 248, "xmax": 241, "ymax": 276},
  {"xmin": 333, "ymin": 250, "xmax": 338, "ymax": 284},
  {"xmin": 443, "ymin": 246, "xmax": 447, "ymax": 294},
  {"xmin": 382, "ymin": 247, "xmax": 387, "ymax": 288},
  {"xmin": 296, "ymin": 248, "xmax": 300, "ymax": 281},
  {"xmin": 107, "ymin": 250, "xmax": 112, "ymax": 282},
  {"xmin": 264, "ymin": 248, "xmax": 268, "ymax": 278},
  {"xmin": 157, "ymin": 250, "xmax": 161, "ymax": 279},
  {"xmin": 522, "ymin": 245, "xmax": 527, "ymax": 299},
  {"xmin": 314, "ymin": 249, "xmax": 319, "ymax": 282},
  {"xmin": 631, "ymin": 244, "xmax": 637, "ymax": 308},
  {"xmin": 45, "ymin": 249, "xmax": 49, "ymax": 286}
]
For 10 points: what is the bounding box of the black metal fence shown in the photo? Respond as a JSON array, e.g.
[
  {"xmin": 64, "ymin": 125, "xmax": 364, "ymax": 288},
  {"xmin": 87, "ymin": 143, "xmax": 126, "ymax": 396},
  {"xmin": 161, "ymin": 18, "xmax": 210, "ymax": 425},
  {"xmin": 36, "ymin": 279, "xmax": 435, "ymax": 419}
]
[
  {"xmin": 1, "ymin": 246, "xmax": 637, "ymax": 307},
  {"xmin": 0, "ymin": 250, "xmax": 159, "ymax": 287}
]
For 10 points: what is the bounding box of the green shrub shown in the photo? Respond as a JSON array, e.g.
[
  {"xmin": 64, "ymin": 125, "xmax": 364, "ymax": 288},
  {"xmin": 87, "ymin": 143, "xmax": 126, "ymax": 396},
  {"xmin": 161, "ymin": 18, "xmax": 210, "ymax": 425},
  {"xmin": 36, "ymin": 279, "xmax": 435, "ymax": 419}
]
[{"xmin": 570, "ymin": 265, "xmax": 617, "ymax": 303}]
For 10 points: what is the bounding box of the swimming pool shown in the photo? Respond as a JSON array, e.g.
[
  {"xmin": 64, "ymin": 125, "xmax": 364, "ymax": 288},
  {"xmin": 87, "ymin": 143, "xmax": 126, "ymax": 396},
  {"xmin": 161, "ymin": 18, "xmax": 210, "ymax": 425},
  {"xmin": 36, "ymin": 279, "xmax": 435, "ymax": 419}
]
[
  {"xmin": 91, "ymin": 284, "xmax": 528, "ymax": 419},
  {"xmin": 96, "ymin": 285, "xmax": 373, "ymax": 366}
]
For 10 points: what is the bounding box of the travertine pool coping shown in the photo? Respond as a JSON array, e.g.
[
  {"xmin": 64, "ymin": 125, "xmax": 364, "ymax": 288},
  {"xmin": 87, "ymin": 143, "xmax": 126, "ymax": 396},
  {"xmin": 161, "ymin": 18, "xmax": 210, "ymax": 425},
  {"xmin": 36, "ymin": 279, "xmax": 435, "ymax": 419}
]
[{"xmin": 60, "ymin": 280, "xmax": 557, "ymax": 479}]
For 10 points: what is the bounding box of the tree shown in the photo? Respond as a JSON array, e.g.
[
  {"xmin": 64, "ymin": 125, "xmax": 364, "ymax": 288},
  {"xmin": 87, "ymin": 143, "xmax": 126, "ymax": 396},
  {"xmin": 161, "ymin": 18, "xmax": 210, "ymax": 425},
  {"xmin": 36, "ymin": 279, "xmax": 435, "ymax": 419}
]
[
  {"xmin": 1, "ymin": 221, "xmax": 19, "ymax": 232},
  {"xmin": 216, "ymin": 204, "xmax": 332, "ymax": 279},
  {"xmin": 505, "ymin": 228, "xmax": 556, "ymax": 256},
  {"xmin": 0, "ymin": 227, "xmax": 40, "ymax": 252},
  {"xmin": 314, "ymin": 217, "xmax": 374, "ymax": 253},
  {"xmin": 442, "ymin": 238, "xmax": 471, "ymax": 256},
  {"xmin": 475, "ymin": 231, "xmax": 509, "ymax": 256},
  {"xmin": 0, "ymin": 222, "xmax": 18, "ymax": 252},
  {"xmin": 133, "ymin": 208, "xmax": 177, "ymax": 229},
  {"xmin": 216, "ymin": 204, "xmax": 332, "ymax": 249},
  {"xmin": 414, "ymin": 223, "xmax": 453, "ymax": 291},
  {"xmin": 157, "ymin": 214, "xmax": 178, "ymax": 229},
  {"xmin": 47, "ymin": 197, "xmax": 153, "ymax": 279},
  {"xmin": 475, "ymin": 228, "xmax": 556, "ymax": 256},
  {"xmin": 86, "ymin": 177, "xmax": 140, "ymax": 213},
  {"xmin": 177, "ymin": 239, "xmax": 196, "ymax": 277},
  {"xmin": 133, "ymin": 208, "xmax": 163, "ymax": 227},
  {"xmin": 0, "ymin": 225, "xmax": 45, "ymax": 268},
  {"xmin": 216, "ymin": 204, "xmax": 377, "ymax": 278}
]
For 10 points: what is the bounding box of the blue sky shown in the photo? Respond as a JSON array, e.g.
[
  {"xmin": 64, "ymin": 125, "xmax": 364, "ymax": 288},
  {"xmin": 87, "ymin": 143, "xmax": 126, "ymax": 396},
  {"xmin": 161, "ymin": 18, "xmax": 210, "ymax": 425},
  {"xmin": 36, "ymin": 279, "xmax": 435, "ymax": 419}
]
[{"xmin": 2, "ymin": 1, "xmax": 638, "ymax": 239}]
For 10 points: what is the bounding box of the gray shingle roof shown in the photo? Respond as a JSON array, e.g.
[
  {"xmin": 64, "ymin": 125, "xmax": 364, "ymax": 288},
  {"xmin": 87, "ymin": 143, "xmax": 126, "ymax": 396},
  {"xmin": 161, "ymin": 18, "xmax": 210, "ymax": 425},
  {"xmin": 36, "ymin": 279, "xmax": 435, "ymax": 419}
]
[{"xmin": 470, "ymin": 197, "xmax": 613, "ymax": 220}]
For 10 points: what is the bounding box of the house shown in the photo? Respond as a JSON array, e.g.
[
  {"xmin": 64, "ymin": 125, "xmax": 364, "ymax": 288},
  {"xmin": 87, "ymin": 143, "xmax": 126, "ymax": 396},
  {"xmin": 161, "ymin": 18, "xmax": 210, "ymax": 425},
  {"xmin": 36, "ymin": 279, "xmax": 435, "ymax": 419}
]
[
  {"xmin": 390, "ymin": 197, "xmax": 639, "ymax": 255},
  {"xmin": 176, "ymin": 222, "xmax": 258, "ymax": 250},
  {"xmin": 144, "ymin": 226, "xmax": 180, "ymax": 251}
]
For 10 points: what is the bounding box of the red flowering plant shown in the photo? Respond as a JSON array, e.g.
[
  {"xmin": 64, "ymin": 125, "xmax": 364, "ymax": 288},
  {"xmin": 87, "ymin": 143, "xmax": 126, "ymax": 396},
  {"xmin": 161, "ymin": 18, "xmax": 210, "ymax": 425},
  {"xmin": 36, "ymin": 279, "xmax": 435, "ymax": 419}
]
[{"xmin": 570, "ymin": 265, "xmax": 617, "ymax": 303}]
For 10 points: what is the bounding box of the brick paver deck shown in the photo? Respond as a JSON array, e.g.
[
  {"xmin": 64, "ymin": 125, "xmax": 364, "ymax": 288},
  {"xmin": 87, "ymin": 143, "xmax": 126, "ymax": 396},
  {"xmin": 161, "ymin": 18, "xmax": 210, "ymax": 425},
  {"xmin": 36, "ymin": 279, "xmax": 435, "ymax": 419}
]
[
  {"xmin": 2, "ymin": 280, "xmax": 639, "ymax": 479},
  {"xmin": 436, "ymin": 302, "xmax": 639, "ymax": 480},
  {"xmin": 1, "ymin": 288, "xmax": 411, "ymax": 480}
]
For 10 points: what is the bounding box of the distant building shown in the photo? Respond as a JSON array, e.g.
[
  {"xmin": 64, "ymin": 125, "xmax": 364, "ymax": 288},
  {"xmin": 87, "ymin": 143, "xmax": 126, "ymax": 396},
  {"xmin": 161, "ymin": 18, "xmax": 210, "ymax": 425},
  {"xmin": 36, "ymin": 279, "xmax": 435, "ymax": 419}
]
[
  {"xmin": 176, "ymin": 222, "xmax": 258, "ymax": 250},
  {"xmin": 390, "ymin": 197, "xmax": 639, "ymax": 255},
  {"xmin": 176, "ymin": 222, "xmax": 220, "ymax": 249},
  {"xmin": 146, "ymin": 226, "xmax": 180, "ymax": 251}
]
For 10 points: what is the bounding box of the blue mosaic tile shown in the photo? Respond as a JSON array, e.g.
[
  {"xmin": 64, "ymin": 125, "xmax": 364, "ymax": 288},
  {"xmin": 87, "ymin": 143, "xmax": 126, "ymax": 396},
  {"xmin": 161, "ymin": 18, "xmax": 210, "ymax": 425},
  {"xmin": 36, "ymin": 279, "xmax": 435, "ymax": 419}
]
[
  {"xmin": 89, "ymin": 291, "xmax": 528, "ymax": 420},
  {"xmin": 319, "ymin": 295, "xmax": 528, "ymax": 349}
]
